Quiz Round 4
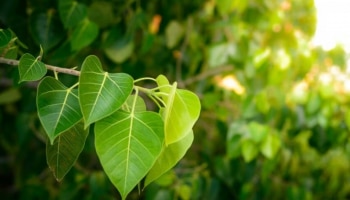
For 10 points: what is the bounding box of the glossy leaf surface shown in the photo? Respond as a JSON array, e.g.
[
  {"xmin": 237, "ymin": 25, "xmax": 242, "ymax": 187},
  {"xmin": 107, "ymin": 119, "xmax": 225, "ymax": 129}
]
[
  {"xmin": 79, "ymin": 55, "xmax": 133, "ymax": 127},
  {"xmin": 156, "ymin": 75, "xmax": 201, "ymax": 145},
  {"xmin": 37, "ymin": 77, "xmax": 82, "ymax": 144},
  {"xmin": 18, "ymin": 53, "xmax": 47, "ymax": 83},
  {"xmin": 46, "ymin": 122, "xmax": 88, "ymax": 181},
  {"xmin": 95, "ymin": 110, "xmax": 164, "ymax": 199},
  {"xmin": 144, "ymin": 130, "xmax": 194, "ymax": 187}
]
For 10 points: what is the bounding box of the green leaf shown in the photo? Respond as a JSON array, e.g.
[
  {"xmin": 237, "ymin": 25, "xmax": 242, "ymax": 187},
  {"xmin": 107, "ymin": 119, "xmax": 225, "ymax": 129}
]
[
  {"xmin": 255, "ymin": 91, "xmax": 270, "ymax": 114},
  {"xmin": 156, "ymin": 75, "xmax": 201, "ymax": 145},
  {"xmin": 241, "ymin": 139, "xmax": 259, "ymax": 162},
  {"xmin": 70, "ymin": 19, "xmax": 99, "ymax": 51},
  {"xmin": 0, "ymin": 45, "xmax": 18, "ymax": 59},
  {"xmin": 37, "ymin": 77, "xmax": 82, "ymax": 144},
  {"xmin": 46, "ymin": 122, "xmax": 88, "ymax": 181},
  {"xmin": 104, "ymin": 35, "xmax": 134, "ymax": 63},
  {"xmin": 165, "ymin": 20, "xmax": 184, "ymax": 48},
  {"xmin": 88, "ymin": 1, "xmax": 114, "ymax": 28},
  {"xmin": 260, "ymin": 133, "xmax": 281, "ymax": 159},
  {"xmin": 79, "ymin": 55, "xmax": 133, "ymax": 127},
  {"xmin": 216, "ymin": 0, "xmax": 247, "ymax": 15},
  {"xmin": 144, "ymin": 131, "xmax": 193, "ymax": 187},
  {"xmin": 0, "ymin": 29, "xmax": 12, "ymax": 48},
  {"xmin": 58, "ymin": 0, "xmax": 87, "ymax": 28},
  {"xmin": 122, "ymin": 95, "xmax": 146, "ymax": 113},
  {"xmin": 208, "ymin": 43, "xmax": 236, "ymax": 68},
  {"xmin": 227, "ymin": 134, "xmax": 242, "ymax": 159},
  {"xmin": 95, "ymin": 110, "xmax": 164, "ymax": 200},
  {"xmin": 0, "ymin": 88, "xmax": 21, "ymax": 104},
  {"xmin": 248, "ymin": 122, "xmax": 268, "ymax": 143},
  {"xmin": 29, "ymin": 11, "xmax": 64, "ymax": 51},
  {"xmin": 18, "ymin": 53, "xmax": 47, "ymax": 83}
]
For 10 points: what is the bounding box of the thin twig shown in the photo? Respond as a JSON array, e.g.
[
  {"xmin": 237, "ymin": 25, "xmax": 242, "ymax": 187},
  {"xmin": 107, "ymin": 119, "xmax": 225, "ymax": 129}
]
[
  {"xmin": 0, "ymin": 57, "xmax": 81, "ymax": 76},
  {"xmin": 181, "ymin": 65, "xmax": 233, "ymax": 87}
]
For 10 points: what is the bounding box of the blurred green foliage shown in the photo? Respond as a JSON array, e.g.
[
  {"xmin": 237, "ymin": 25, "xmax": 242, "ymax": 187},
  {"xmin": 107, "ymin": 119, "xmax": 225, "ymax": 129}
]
[{"xmin": 1, "ymin": 0, "xmax": 350, "ymax": 199}]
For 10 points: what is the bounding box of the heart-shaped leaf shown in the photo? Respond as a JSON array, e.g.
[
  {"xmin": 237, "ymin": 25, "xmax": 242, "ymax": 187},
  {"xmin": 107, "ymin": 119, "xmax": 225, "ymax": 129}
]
[
  {"xmin": 46, "ymin": 122, "xmax": 88, "ymax": 181},
  {"xmin": 70, "ymin": 19, "xmax": 98, "ymax": 51},
  {"xmin": 58, "ymin": 0, "xmax": 87, "ymax": 28},
  {"xmin": 18, "ymin": 53, "xmax": 47, "ymax": 83},
  {"xmin": 95, "ymin": 110, "xmax": 164, "ymax": 199},
  {"xmin": 37, "ymin": 77, "xmax": 82, "ymax": 144},
  {"xmin": 156, "ymin": 75, "xmax": 201, "ymax": 145},
  {"xmin": 79, "ymin": 55, "xmax": 133, "ymax": 128},
  {"xmin": 144, "ymin": 130, "xmax": 193, "ymax": 187},
  {"xmin": 29, "ymin": 11, "xmax": 64, "ymax": 51}
]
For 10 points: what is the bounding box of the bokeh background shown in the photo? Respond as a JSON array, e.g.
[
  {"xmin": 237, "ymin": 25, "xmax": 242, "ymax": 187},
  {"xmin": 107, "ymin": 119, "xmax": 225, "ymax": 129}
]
[{"xmin": 1, "ymin": 0, "xmax": 350, "ymax": 199}]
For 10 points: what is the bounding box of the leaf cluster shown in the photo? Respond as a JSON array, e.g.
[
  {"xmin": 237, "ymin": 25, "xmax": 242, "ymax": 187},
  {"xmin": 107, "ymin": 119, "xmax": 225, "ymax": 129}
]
[{"xmin": 0, "ymin": 28, "xmax": 201, "ymax": 199}]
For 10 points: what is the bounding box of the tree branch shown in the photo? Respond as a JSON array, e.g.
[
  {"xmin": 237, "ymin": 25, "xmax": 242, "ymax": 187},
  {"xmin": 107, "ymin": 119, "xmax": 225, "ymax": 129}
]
[
  {"xmin": 180, "ymin": 65, "xmax": 233, "ymax": 87},
  {"xmin": 0, "ymin": 57, "xmax": 81, "ymax": 76}
]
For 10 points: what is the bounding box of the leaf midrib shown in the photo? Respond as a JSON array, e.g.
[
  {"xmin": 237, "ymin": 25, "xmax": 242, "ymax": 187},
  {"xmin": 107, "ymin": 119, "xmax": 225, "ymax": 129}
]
[
  {"xmin": 54, "ymin": 89, "xmax": 70, "ymax": 134},
  {"xmin": 88, "ymin": 72, "xmax": 108, "ymax": 121},
  {"xmin": 22, "ymin": 55, "xmax": 42, "ymax": 79},
  {"xmin": 123, "ymin": 94, "xmax": 138, "ymax": 194}
]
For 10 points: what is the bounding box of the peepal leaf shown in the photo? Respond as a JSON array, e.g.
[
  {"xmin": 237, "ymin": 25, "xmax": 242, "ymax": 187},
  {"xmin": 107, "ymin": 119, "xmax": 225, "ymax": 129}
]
[
  {"xmin": 29, "ymin": 11, "xmax": 64, "ymax": 51},
  {"xmin": 144, "ymin": 130, "xmax": 194, "ymax": 187},
  {"xmin": 79, "ymin": 55, "xmax": 133, "ymax": 127},
  {"xmin": 18, "ymin": 53, "xmax": 47, "ymax": 83},
  {"xmin": 58, "ymin": 0, "xmax": 87, "ymax": 28},
  {"xmin": 70, "ymin": 19, "xmax": 98, "ymax": 51},
  {"xmin": 95, "ymin": 110, "xmax": 164, "ymax": 199},
  {"xmin": 156, "ymin": 75, "xmax": 201, "ymax": 145},
  {"xmin": 37, "ymin": 77, "xmax": 82, "ymax": 144},
  {"xmin": 46, "ymin": 122, "xmax": 88, "ymax": 181}
]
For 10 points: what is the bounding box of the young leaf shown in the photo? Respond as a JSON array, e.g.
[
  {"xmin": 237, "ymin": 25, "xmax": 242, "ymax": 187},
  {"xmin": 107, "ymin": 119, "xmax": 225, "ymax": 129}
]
[
  {"xmin": 18, "ymin": 53, "xmax": 47, "ymax": 83},
  {"xmin": 58, "ymin": 0, "xmax": 87, "ymax": 28},
  {"xmin": 70, "ymin": 19, "xmax": 98, "ymax": 51},
  {"xmin": 156, "ymin": 75, "xmax": 201, "ymax": 145},
  {"xmin": 79, "ymin": 55, "xmax": 133, "ymax": 128},
  {"xmin": 37, "ymin": 77, "xmax": 82, "ymax": 144},
  {"xmin": 46, "ymin": 122, "xmax": 88, "ymax": 181},
  {"xmin": 144, "ymin": 130, "xmax": 194, "ymax": 187},
  {"xmin": 95, "ymin": 110, "xmax": 164, "ymax": 200}
]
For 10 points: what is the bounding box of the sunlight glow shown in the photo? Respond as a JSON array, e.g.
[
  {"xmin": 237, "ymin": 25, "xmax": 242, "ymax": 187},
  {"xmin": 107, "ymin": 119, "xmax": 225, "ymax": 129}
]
[
  {"xmin": 217, "ymin": 75, "xmax": 245, "ymax": 95},
  {"xmin": 312, "ymin": 0, "xmax": 350, "ymax": 51}
]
